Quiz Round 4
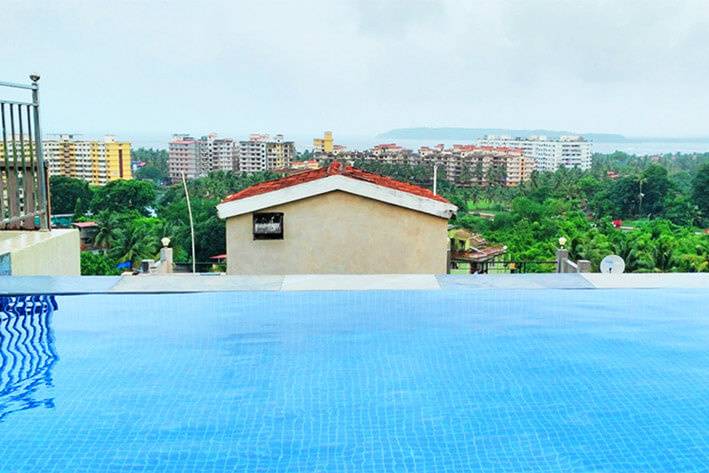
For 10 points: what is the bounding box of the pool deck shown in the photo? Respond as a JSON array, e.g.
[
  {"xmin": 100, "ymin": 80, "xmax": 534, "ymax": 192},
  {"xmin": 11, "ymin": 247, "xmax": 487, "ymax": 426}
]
[{"xmin": 0, "ymin": 273, "xmax": 707, "ymax": 294}]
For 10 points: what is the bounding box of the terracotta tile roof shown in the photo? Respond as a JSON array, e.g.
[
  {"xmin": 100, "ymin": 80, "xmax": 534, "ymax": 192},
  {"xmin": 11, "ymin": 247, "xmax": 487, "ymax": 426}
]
[
  {"xmin": 451, "ymin": 144, "xmax": 523, "ymax": 153},
  {"xmin": 222, "ymin": 161, "xmax": 450, "ymax": 204},
  {"xmin": 451, "ymin": 246, "xmax": 507, "ymax": 262},
  {"xmin": 72, "ymin": 221, "xmax": 97, "ymax": 228}
]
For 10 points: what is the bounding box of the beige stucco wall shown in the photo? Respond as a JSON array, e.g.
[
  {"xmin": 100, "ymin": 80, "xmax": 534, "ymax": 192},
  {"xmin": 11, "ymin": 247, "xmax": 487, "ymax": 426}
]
[
  {"xmin": 0, "ymin": 229, "xmax": 80, "ymax": 275},
  {"xmin": 225, "ymin": 191, "xmax": 449, "ymax": 274}
]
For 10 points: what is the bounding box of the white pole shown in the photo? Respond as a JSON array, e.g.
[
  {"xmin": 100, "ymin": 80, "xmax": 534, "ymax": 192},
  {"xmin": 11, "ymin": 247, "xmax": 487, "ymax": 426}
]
[
  {"xmin": 181, "ymin": 172, "xmax": 196, "ymax": 273},
  {"xmin": 433, "ymin": 164, "xmax": 438, "ymax": 195}
]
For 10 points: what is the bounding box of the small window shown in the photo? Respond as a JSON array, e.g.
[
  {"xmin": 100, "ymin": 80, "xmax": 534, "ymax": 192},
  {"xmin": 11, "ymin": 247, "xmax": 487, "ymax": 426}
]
[{"xmin": 253, "ymin": 212, "xmax": 284, "ymax": 240}]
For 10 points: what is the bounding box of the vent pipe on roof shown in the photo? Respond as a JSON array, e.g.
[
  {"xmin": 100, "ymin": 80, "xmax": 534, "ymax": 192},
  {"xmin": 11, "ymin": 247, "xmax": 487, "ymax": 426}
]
[{"xmin": 433, "ymin": 164, "xmax": 439, "ymax": 195}]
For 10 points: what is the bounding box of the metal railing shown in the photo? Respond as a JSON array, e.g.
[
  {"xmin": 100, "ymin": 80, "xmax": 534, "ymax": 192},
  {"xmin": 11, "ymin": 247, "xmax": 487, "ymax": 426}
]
[
  {"xmin": 477, "ymin": 260, "xmax": 557, "ymax": 274},
  {"xmin": 451, "ymin": 260, "xmax": 558, "ymax": 274},
  {"xmin": 173, "ymin": 261, "xmax": 224, "ymax": 273},
  {"xmin": 0, "ymin": 75, "xmax": 50, "ymax": 231}
]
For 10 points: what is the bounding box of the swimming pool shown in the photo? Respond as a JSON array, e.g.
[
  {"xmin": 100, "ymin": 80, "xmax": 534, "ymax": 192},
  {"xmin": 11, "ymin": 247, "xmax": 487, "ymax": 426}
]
[{"xmin": 1, "ymin": 289, "xmax": 707, "ymax": 472}]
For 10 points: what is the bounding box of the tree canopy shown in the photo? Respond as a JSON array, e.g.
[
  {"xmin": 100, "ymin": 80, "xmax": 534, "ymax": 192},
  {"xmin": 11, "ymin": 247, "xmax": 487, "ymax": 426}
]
[
  {"xmin": 133, "ymin": 148, "xmax": 169, "ymax": 184},
  {"xmin": 90, "ymin": 179, "xmax": 156, "ymax": 215},
  {"xmin": 49, "ymin": 175, "xmax": 93, "ymax": 214},
  {"xmin": 74, "ymin": 147, "xmax": 708, "ymax": 274}
]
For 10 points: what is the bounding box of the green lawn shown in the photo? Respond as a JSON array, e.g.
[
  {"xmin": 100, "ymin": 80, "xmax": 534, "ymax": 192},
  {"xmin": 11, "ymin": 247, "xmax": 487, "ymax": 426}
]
[
  {"xmin": 467, "ymin": 199, "xmax": 505, "ymax": 211},
  {"xmin": 621, "ymin": 218, "xmax": 650, "ymax": 228}
]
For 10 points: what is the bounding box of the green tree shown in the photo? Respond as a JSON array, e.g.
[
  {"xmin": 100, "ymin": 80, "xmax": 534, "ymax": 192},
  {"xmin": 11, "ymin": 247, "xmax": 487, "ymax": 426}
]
[
  {"xmin": 160, "ymin": 197, "xmax": 225, "ymax": 262},
  {"xmin": 693, "ymin": 163, "xmax": 709, "ymax": 223},
  {"xmin": 94, "ymin": 211, "xmax": 123, "ymax": 251},
  {"xmin": 80, "ymin": 252, "xmax": 121, "ymax": 275},
  {"xmin": 663, "ymin": 194, "xmax": 700, "ymax": 226},
  {"xmin": 73, "ymin": 197, "xmax": 87, "ymax": 220},
  {"xmin": 49, "ymin": 175, "xmax": 93, "ymax": 214},
  {"xmin": 133, "ymin": 148, "xmax": 170, "ymax": 184},
  {"xmin": 111, "ymin": 219, "xmax": 159, "ymax": 264},
  {"xmin": 606, "ymin": 176, "xmax": 640, "ymax": 217},
  {"xmin": 91, "ymin": 179, "xmax": 156, "ymax": 215},
  {"xmin": 638, "ymin": 165, "xmax": 671, "ymax": 217}
]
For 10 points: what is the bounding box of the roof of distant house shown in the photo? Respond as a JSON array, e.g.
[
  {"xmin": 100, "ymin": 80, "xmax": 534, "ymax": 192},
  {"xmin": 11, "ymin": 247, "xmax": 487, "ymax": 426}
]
[
  {"xmin": 448, "ymin": 227, "xmax": 507, "ymax": 263},
  {"xmin": 451, "ymin": 144, "xmax": 523, "ymax": 153},
  {"xmin": 72, "ymin": 221, "xmax": 97, "ymax": 229},
  {"xmin": 217, "ymin": 161, "xmax": 457, "ymax": 220}
]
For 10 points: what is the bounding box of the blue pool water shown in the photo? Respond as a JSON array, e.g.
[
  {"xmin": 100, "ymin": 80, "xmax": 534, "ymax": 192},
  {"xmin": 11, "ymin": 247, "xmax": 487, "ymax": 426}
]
[{"xmin": 1, "ymin": 289, "xmax": 708, "ymax": 472}]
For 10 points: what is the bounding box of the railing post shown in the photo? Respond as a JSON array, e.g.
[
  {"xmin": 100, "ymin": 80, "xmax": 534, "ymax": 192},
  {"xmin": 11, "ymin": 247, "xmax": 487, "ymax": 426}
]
[
  {"xmin": 30, "ymin": 74, "xmax": 49, "ymax": 231},
  {"xmin": 577, "ymin": 260, "xmax": 591, "ymax": 273},
  {"xmin": 159, "ymin": 246, "xmax": 173, "ymax": 273},
  {"xmin": 556, "ymin": 249, "xmax": 569, "ymax": 273}
]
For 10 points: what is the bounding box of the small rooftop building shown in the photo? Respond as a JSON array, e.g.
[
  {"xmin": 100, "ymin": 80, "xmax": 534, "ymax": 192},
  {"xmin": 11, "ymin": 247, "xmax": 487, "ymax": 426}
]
[
  {"xmin": 217, "ymin": 162, "xmax": 457, "ymax": 275},
  {"xmin": 448, "ymin": 227, "xmax": 507, "ymax": 274},
  {"xmin": 71, "ymin": 221, "xmax": 98, "ymax": 252}
]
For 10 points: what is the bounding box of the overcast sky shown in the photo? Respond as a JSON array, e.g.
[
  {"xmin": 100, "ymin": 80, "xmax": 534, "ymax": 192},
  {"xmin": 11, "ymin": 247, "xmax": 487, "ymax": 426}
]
[{"xmin": 3, "ymin": 0, "xmax": 709, "ymax": 139}]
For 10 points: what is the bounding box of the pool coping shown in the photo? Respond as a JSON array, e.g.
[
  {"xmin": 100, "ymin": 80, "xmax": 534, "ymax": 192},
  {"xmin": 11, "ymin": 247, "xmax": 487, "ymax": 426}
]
[{"xmin": 0, "ymin": 273, "xmax": 707, "ymax": 294}]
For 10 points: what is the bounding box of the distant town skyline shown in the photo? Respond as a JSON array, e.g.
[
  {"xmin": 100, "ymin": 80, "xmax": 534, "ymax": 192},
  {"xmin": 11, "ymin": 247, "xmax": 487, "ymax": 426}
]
[{"xmin": 4, "ymin": 0, "xmax": 709, "ymax": 138}]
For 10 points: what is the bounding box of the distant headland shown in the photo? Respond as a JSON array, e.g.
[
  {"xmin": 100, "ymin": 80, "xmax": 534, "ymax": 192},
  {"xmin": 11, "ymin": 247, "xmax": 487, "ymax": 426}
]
[{"xmin": 376, "ymin": 127, "xmax": 627, "ymax": 142}]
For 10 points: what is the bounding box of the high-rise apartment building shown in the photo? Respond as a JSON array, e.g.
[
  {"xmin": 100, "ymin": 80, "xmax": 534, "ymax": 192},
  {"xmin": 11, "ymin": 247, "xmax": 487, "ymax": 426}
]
[
  {"xmin": 313, "ymin": 131, "xmax": 334, "ymax": 154},
  {"xmin": 476, "ymin": 135, "xmax": 592, "ymax": 172},
  {"xmin": 168, "ymin": 135, "xmax": 199, "ymax": 182},
  {"xmin": 238, "ymin": 134, "xmax": 295, "ymax": 173},
  {"xmin": 441, "ymin": 145, "xmax": 534, "ymax": 187},
  {"xmin": 41, "ymin": 134, "xmax": 131, "ymax": 186},
  {"xmin": 168, "ymin": 133, "xmax": 237, "ymax": 183},
  {"xmin": 347, "ymin": 144, "xmax": 533, "ymax": 187}
]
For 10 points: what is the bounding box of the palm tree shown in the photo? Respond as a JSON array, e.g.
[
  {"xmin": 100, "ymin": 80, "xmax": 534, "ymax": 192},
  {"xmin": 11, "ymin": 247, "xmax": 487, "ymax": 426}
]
[
  {"xmin": 111, "ymin": 224, "xmax": 155, "ymax": 265},
  {"xmin": 650, "ymin": 238, "xmax": 677, "ymax": 272},
  {"xmin": 94, "ymin": 212, "xmax": 120, "ymax": 252},
  {"xmin": 612, "ymin": 237, "xmax": 640, "ymax": 272}
]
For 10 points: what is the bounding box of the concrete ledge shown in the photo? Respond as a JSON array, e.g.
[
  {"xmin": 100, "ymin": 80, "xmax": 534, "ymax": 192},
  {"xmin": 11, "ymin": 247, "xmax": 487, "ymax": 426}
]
[
  {"xmin": 0, "ymin": 276, "xmax": 121, "ymax": 294},
  {"xmin": 0, "ymin": 229, "xmax": 80, "ymax": 275},
  {"xmin": 0, "ymin": 273, "xmax": 707, "ymax": 295},
  {"xmin": 109, "ymin": 275, "xmax": 285, "ymax": 293},
  {"xmin": 581, "ymin": 273, "xmax": 709, "ymax": 288},
  {"xmin": 437, "ymin": 274, "xmax": 595, "ymax": 289},
  {"xmin": 281, "ymin": 274, "xmax": 440, "ymax": 291}
]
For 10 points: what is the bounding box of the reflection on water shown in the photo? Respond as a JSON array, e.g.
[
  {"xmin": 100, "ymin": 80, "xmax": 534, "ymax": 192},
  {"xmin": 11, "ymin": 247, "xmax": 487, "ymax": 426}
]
[{"xmin": 0, "ymin": 295, "xmax": 59, "ymax": 421}]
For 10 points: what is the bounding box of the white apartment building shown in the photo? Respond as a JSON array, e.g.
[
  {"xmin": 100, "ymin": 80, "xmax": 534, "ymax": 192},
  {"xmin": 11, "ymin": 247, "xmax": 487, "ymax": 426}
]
[
  {"xmin": 168, "ymin": 133, "xmax": 237, "ymax": 183},
  {"xmin": 199, "ymin": 133, "xmax": 238, "ymax": 174},
  {"xmin": 168, "ymin": 135, "xmax": 199, "ymax": 182},
  {"xmin": 476, "ymin": 135, "xmax": 592, "ymax": 172},
  {"xmin": 238, "ymin": 134, "xmax": 295, "ymax": 173}
]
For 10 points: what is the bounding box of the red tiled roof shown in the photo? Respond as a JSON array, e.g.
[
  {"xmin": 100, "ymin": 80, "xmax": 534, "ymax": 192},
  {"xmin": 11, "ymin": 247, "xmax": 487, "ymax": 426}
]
[
  {"xmin": 72, "ymin": 221, "xmax": 97, "ymax": 228},
  {"xmin": 451, "ymin": 145, "xmax": 523, "ymax": 153},
  {"xmin": 222, "ymin": 161, "xmax": 450, "ymax": 204},
  {"xmin": 451, "ymin": 246, "xmax": 507, "ymax": 262}
]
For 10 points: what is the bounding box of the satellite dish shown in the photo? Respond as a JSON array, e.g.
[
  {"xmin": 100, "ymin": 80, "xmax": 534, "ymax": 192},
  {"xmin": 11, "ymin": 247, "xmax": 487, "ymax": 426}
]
[{"xmin": 600, "ymin": 255, "xmax": 625, "ymax": 274}]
